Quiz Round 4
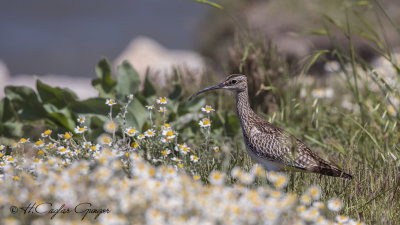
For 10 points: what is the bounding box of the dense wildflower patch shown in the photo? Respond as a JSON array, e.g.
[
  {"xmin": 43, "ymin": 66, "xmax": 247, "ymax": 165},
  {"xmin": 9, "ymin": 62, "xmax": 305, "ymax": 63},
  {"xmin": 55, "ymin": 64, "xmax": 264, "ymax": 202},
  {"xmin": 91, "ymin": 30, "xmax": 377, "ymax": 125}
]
[{"xmin": 0, "ymin": 96, "xmax": 363, "ymax": 225}]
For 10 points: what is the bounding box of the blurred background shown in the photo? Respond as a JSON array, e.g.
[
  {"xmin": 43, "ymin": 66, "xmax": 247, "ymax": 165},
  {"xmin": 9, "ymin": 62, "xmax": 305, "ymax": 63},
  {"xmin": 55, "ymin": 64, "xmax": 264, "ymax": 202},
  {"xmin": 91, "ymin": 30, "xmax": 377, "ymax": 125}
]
[
  {"xmin": 0, "ymin": 0, "xmax": 208, "ymax": 76},
  {"xmin": 0, "ymin": 0, "xmax": 209, "ymax": 97},
  {"xmin": 1, "ymin": 0, "xmax": 400, "ymax": 98}
]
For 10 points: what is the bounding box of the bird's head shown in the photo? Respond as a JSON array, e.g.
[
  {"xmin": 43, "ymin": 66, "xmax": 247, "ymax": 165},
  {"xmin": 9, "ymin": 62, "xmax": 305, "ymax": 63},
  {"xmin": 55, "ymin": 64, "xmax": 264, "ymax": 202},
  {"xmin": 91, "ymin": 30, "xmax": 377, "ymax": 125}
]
[{"xmin": 189, "ymin": 74, "xmax": 247, "ymax": 100}]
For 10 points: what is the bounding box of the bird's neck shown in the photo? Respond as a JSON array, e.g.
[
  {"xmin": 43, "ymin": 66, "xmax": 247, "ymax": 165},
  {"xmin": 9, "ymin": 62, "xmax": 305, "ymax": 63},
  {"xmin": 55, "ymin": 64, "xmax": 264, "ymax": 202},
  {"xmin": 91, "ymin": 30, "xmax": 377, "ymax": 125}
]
[{"xmin": 235, "ymin": 89, "xmax": 257, "ymax": 131}]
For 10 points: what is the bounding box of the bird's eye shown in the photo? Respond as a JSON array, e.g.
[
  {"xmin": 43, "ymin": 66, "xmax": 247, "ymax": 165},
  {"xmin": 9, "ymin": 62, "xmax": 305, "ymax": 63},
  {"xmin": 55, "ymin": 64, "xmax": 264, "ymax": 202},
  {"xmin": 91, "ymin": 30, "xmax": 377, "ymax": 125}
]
[{"xmin": 231, "ymin": 80, "xmax": 237, "ymax": 84}]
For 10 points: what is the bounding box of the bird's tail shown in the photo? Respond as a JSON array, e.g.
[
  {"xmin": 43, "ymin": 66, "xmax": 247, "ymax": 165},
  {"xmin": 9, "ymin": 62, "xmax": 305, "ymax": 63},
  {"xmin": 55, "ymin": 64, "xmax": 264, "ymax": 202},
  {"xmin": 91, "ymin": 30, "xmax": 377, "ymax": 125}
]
[{"xmin": 311, "ymin": 163, "xmax": 353, "ymax": 180}]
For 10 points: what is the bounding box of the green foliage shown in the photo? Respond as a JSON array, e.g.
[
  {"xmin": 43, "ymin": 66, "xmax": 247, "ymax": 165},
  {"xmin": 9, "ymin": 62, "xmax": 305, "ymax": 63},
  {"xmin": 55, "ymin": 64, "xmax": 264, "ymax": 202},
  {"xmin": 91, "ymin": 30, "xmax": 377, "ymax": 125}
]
[{"xmin": 0, "ymin": 59, "xmax": 228, "ymax": 140}]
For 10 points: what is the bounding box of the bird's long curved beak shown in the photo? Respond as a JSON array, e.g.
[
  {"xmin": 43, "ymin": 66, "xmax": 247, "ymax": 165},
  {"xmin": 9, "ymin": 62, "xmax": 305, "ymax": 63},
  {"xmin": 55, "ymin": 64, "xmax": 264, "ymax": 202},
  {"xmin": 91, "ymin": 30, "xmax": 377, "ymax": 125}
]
[{"xmin": 188, "ymin": 83, "xmax": 224, "ymax": 101}]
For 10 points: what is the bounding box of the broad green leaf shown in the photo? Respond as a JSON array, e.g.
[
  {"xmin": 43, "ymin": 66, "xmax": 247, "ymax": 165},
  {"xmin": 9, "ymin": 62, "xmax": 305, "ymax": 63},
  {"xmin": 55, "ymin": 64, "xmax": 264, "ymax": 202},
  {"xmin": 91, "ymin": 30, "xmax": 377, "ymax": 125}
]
[
  {"xmin": 69, "ymin": 98, "xmax": 116, "ymax": 115},
  {"xmin": 36, "ymin": 79, "xmax": 68, "ymax": 108},
  {"xmin": 85, "ymin": 115, "xmax": 108, "ymax": 140},
  {"xmin": 62, "ymin": 88, "xmax": 79, "ymax": 103},
  {"xmin": 0, "ymin": 98, "xmax": 18, "ymax": 122},
  {"xmin": 2, "ymin": 121, "xmax": 24, "ymax": 137},
  {"xmin": 5, "ymin": 86, "xmax": 47, "ymax": 121},
  {"xmin": 116, "ymin": 60, "xmax": 141, "ymax": 100},
  {"xmin": 47, "ymin": 108, "xmax": 75, "ymax": 131},
  {"xmin": 92, "ymin": 58, "xmax": 116, "ymax": 98},
  {"xmin": 143, "ymin": 73, "xmax": 156, "ymax": 98},
  {"xmin": 127, "ymin": 99, "xmax": 147, "ymax": 131},
  {"xmin": 42, "ymin": 104, "xmax": 59, "ymax": 114}
]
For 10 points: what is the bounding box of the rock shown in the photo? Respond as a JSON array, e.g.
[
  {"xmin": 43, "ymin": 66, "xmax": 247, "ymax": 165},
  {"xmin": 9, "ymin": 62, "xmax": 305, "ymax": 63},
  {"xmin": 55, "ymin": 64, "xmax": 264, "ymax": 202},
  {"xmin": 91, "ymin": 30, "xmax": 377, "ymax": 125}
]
[
  {"xmin": 0, "ymin": 60, "xmax": 10, "ymax": 97},
  {"xmin": 113, "ymin": 36, "xmax": 206, "ymax": 88}
]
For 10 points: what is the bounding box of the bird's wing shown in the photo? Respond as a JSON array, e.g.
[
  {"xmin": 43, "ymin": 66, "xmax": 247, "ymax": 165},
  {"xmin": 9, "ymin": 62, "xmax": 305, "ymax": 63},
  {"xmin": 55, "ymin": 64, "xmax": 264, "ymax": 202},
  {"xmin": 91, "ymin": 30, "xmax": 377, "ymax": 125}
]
[
  {"xmin": 247, "ymin": 121, "xmax": 322, "ymax": 170},
  {"xmin": 248, "ymin": 121, "xmax": 352, "ymax": 178}
]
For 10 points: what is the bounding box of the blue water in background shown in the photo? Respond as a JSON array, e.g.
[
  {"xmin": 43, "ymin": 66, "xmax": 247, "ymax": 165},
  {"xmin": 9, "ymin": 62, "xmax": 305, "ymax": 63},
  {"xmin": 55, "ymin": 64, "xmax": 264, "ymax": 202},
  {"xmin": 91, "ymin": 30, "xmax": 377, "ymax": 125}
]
[{"xmin": 0, "ymin": 0, "xmax": 209, "ymax": 77}]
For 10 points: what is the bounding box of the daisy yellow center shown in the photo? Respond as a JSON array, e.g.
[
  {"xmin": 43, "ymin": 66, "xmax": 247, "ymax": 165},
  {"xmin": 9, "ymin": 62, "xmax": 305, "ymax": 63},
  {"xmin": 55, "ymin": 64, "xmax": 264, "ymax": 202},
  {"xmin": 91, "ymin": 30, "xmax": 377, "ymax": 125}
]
[
  {"xmin": 164, "ymin": 123, "xmax": 170, "ymax": 128},
  {"xmin": 275, "ymin": 176, "xmax": 287, "ymax": 187},
  {"xmin": 203, "ymin": 120, "xmax": 210, "ymax": 125},
  {"xmin": 0, "ymin": 153, "xmax": 3, "ymax": 157},
  {"xmin": 193, "ymin": 175, "xmax": 200, "ymax": 180},
  {"xmin": 205, "ymin": 107, "xmax": 212, "ymax": 111},
  {"xmin": 271, "ymin": 191, "xmax": 281, "ymax": 198},
  {"xmin": 147, "ymin": 131, "xmax": 153, "ymax": 135},
  {"xmin": 160, "ymin": 98, "xmax": 167, "ymax": 103},
  {"xmin": 302, "ymin": 195, "xmax": 311, "ymax": 201},
  {"xmin": 44, "ymin": 130, "xmax": 52, "ymax": 135},
  {"xmin": 139, "ymin": 134, "xmax": 144, "ymax": 138},
  {"xmin": 129, "ymin": 129, "xmax": 136, "ymax": 133},
  {"xmin": 310, "ymin": 188, "xmax": 319, "ymax": 196},
  {"xmin": 131, "ymin": 142, "xmax": 139, "ymax": 148},
  {"xmin": 91, "ymin": 146, "xmax": 97, "ymax": 151},
  {"xmin": 178, "ymin": 164, "xmax": 183, "ymax": 168},
  {"xmin": 192, "ymin": 156, "xmax": 198, "ymax": 160},
  {"xmin": 13, "ymin": 176, "xmax": 20, "ymax": 181},
  {"xmin": 149, "ymin": 168, "xmax": 156, "ymax": 176},
  {"xmin": 214, "ymin": 147, "xmax": 220, "ymax": 152},
  {"xmin": 125, "ymin": 152, "xmax": 129, "ymax": 157},
  {"xmin": 213, "ymin": 173, "xmax": 221, "ymax": 180},
  {"xmin": 103, "ymin": 137, "xmax": 111, "ymax": 143},
  {"xmin": 108, "ymin": 101, "xmax": 114, "ymax": 105},
  {"xmin": 297, "ymin": 206, "xmax": 306, "ymax": 212},
  {"xmin": 34, "ymin": 158, "xmax": 40, "ymax": 163},
  {"xmin": 333, "ymin": 201, "xmax": 340, "ymax": 206},
  {"xmin": 108, "ymin": 123, "xmax": 116, "ymax": 130},
  {"xmin": 38, "ymin": 150, "xmax": 44, "ymax": 156},
  {"xmin": 36, "ymin": 140, "xmax": 44, "ymax": 146},
  {"xmin": 7, "ymin": 157, "xmax": 14, "ymax": 161},
  {"xmin": 78, "ymin": 127, "xmax": 85, "ymax": 132},
  {"xmin": 161, "ymin": 150, "xmax": 167, "ymax": 156},
  {"xmin": 183, "ymin": 147, "xmax": 189, "ymax": 152},
  {"xmin": 19, "ymin": 138, "xmax": 27, "ymax": 143},
  {"xmin": 64, "ymin": 133, "xmax": 71, "ymax": 139},
  {"xmin": 60, "ymin": 148, "xmax": 67, "ymax": 152},
  {"xmin": 166, "ymin": 130, "xmax": 173, "ymax": 137}
]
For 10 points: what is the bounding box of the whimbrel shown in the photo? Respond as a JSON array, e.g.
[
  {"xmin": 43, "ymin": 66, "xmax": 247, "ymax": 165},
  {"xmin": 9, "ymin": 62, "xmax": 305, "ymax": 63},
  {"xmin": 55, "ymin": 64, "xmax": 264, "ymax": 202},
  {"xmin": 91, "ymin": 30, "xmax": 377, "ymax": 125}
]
[{"xmin": 189, "ymin": 74, "xmax": 352, "ymax": 179}]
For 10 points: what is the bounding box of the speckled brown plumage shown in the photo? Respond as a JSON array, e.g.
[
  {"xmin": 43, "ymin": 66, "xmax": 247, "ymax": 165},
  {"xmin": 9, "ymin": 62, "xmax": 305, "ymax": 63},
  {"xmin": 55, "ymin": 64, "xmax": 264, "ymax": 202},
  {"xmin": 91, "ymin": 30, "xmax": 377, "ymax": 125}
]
[{"xmin": 190, "ymin": 74, "xmax": 352, "ymax": 179}]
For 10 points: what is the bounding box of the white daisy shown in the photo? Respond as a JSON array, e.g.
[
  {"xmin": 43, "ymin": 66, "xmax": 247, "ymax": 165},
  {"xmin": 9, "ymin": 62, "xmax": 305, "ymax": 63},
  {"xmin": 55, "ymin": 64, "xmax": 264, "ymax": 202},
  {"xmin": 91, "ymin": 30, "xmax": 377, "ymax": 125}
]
[
  {"xmin": 103, "ymin": 121, "xmax": 118, "ymax": 133},
  {"xmin": 199, "ymin": 118, "xmax": 211, "ymax": 128},
  {"xmin": 77, "ymin": 115, "xmax": 85, "ymax": 124},
  {"xmin": 105, "ymin": 99, "xmax": 116, "ymax": 106},
  {"xmin": 156, "ymin": 97, "xmax": 168, "ymax": 104},
  {"xmin": 201, "ymin": 105, "xmax": 215, "ymax": 114},
  {"xmin": 41, "ymin": 129, "xmax": 52, "ymax": 138},
  {"xmin": 208, "ymin": 171, "xmax": 225, "ymax": 186},
  {"xmin": 190, "ymin": 155, "xmax": 200, "ymax": 162},
  {"xmin": 124, "ymin": 128, "xmax": 137, "ymax": 137},
  {"xmin": 327, "ymin": 198, "xmax": 343, "ymax": 212},
  {"xmin": 74, "ymin": 126, "xmax": 88, "ymax": 134},
  {"xmin": 144, "ymin": 129, "xmax": 156, "ymax": 137}
]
